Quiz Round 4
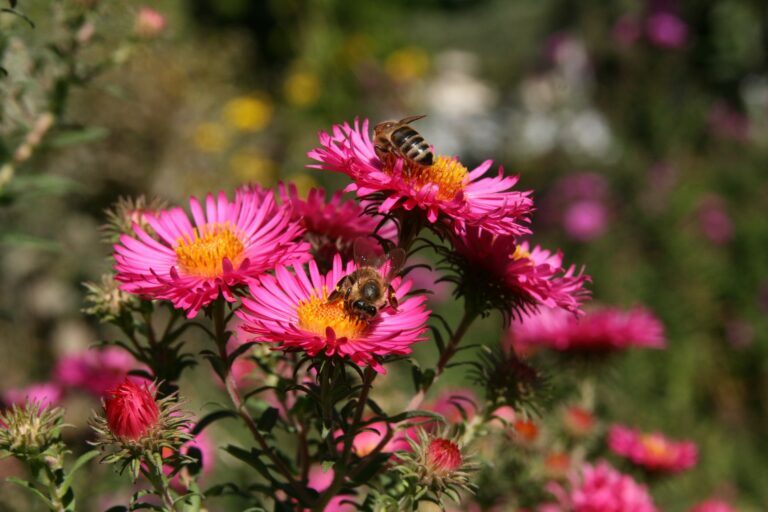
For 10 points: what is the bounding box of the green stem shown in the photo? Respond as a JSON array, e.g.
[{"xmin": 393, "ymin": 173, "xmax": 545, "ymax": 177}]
[
  {"xmin": 406, "ymin": 309, "xmax": 479, "ymax": 411},
  {"xmin": 143, "ymin": 455, "xmax": 177, "ymax": 512},
  {"xmin": 210, "ymin": 299, "xmax": 311, "ymax": 505}
]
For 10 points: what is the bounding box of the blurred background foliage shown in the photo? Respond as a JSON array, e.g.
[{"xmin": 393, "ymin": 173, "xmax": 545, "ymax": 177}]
[{"xmin": 0, "ymin": 0, "xmax": 767, "ymax": 510}]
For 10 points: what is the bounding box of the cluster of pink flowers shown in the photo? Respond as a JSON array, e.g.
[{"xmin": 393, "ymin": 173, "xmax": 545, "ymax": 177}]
[
  {"xmin": 511, "ymin": 306, "xmax": 665, "ymax": 353},
  {"xmin": 541, "ymin": 461, "xmax": 658, "ymax": 512},
  {"xmin": 608, "ymin": 424, "xmax": 698, "ymax": 473}
]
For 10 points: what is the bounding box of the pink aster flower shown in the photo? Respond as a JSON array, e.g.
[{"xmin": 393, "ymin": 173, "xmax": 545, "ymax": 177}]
[
  {"xmin": 237, "ymin": 254, "xmax": 429, "ymax": 372},
  {"xmin": 446, "ymin": 228, "xmax": 590, "ymax": 321},
  {"xmin": 278, "ymin": 182, "xmax": 396, "ymax": 269},
  {"xmin": 55, "ymin": 347, "xmax": 140, "ymax": 397},
  {"xmin": 690, "ymin": 499, "xmax": 737, "ymax": 512},
  {"xmin": 542, "ymin": 460, "xmax": 657, "ymax": 512},
  {"xmin": 608, "ymin": 424, "xmax": 698, "ymax": 473},
  {"xmin": 511, "ymin": 306, "xmax": 665, "ymax": 352},
  {"xmin": 3, "ymin": 382, "xmax": 63, "ymax": 409},
  {"xmin": 114, "ymin": 187, "xmax": 310, "ymax": 318},
  {"xmin": 430, "ymin": 388, "xmax": 478, "ymax": 424},
  {"xmin": 337, "ymin": 421, "xmax": 410, "ymax": 457},
  {"xmin": 308, "ymin": 119, "xmax": 533, "ymax": 236}
]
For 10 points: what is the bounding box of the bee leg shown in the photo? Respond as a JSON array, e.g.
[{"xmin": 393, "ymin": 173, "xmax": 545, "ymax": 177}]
[
  {"xmin": 387, "ymin": 285, "xmax": 399, "ymax": 312},
  {"xmin": 374, "ymin": 144, "xmax": 390, "ymax": 161},
  {"xmin": 327, "ymin": 276, "xmax": 352, "ymax": 303}
]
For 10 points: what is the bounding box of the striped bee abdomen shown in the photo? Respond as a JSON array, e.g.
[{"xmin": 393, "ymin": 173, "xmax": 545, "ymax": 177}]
[{"xmin": 391, "ymin": 126, "xmax": 434, "ymax": 166}]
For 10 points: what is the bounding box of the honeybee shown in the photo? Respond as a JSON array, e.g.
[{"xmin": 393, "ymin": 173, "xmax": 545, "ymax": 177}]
[
  {"xmin": 373, "ymin": 114, "xmax": 434, "ymax": 167},
  {"xmin": 327, "ymin": 239, "xmax": 407, "ymax": 322}
]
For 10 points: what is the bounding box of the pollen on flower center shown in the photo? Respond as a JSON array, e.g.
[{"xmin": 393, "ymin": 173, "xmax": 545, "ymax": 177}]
[
  {"xmin": 175, "ymin": 223, "xmax": 245, "ymax": 278},
  {"xmin": 512, "ymin": 245, "xmax": 532, "ymax": 261},
  {"xmin": 296, "ymin": 294, "xmax": 367, "ymax": 339},
  {"xmin": 640, "ymin": 435, "xmax": 670, "ymax": 458},
  {"xmin": 385, "ymin": 154, "xmax": 469, "ymax": 201}
]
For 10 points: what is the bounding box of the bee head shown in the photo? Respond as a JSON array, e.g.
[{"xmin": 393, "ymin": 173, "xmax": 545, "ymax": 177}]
[
  {"xmin": 352, "ymin": 300, "xmax": 377, "ymax": 320},
  {"xmin": 374, "ymin": 120, "xmax": 397, "ymax": 135},
  {"xmin": 362, "ymin": 281, "xmax": 380, "ymax": 301}
]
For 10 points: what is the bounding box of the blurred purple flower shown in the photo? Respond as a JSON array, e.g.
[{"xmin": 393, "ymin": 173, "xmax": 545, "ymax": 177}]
[
  {"xmin": 3, "ymin": 382, "xmax": 63, "ymax": 409},
  {"xmin": 612, "ymin": 15, "xmax": 643, "ymax": 48},
  {"xmin": 563, "ymin": 200, "xmax": 608, "ymax": 242},
  {"xmin": 724, "ymin": 319, "xmax": 754, "ymax": 349},
  {"xmin": 697, "ymin": 195, "xmax": 734, "ymax": 245},
  {"xmin": 646, "ymin": 12, "xmax": 688, "ymax": 49},
  {"xmin": 708, "ymin": 102, "xmax": 751, "ymax": 142},
  {"xmin": 406, "ymin": 257, "xmax": 451, "ymax": 304}
]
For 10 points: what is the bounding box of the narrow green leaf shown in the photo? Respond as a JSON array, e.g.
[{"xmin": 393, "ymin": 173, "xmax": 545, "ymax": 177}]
[
  {"xmin": 60, "ymin": 449, "xmax": 99, "ymax": 493},
  {"xmin": 5, "ymin": 477, "xmax": 54, "ymax": 508},
  {"xmin": 48, "ymin": 126, "xmax": 109, "ymax": 147}
]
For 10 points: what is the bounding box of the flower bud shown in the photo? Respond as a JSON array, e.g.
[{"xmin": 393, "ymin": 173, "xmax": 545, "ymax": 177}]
[
  {"xmin": 0, "ymin": 402, "xmax": 65, "ymax": 459},
  {"xmin": 104, "ymin": 380, "xmax": 159, "ymax": 441},
  {"xmin": 563, "ymin": 406, "xmax": 595, "ymax": 438},
  {"xmin": 83, "ymin": 273, "xmax": 137, "ymax": 322},
  {"xmin": 426, "ymin": 438, "xmax": 463, "ymax": 476}
]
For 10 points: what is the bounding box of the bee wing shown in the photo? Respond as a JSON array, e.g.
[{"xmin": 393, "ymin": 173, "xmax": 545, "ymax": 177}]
[
  {"xmin": 399, "ymin": 114, "xmax": 427, "ymax": 124},
  {"xmin": 383, "ymin": 248, "xmax": 406, "ymax": 282},
  {"xmin": 353, "ymin": 238, "xmax": 386, "ymax": 268}
]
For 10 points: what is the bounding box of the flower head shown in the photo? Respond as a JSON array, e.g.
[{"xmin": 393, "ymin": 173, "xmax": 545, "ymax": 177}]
[
  {"xmin": 511, "ymin": 306, "xmax": 665, "ymax": 353},
  {"xmin": 397, "ymin": 430, "xmax": 476, "ymax": 501},
  {"xmin": 443, "ymin": 228, "xmax": 590, "ymax": 322},
  {"xmin": 308, "ymin": 119, "xmax": 532, "ymax": 236},
  {"xmin": 608, "ymin": 424, "xmax": 697, "ymax": 473},
  {"xmin": 0, "ymin": 402, "xmax": 66, "ymax": 458},
  {"xmin": 237, "ymin": 254, "xmax": 429, "ymax": 372},
  {"xmin": 114, "ymin": 187, "xmax": 310, "ymax": 318},
  {"xmin": 543, "ymin": 460, "xmax": 657, "ymax": 512},
  {"xmin": 83, "ymin": 273, "xmax": 139, "ymax": 322},
  {"xmin": 278, "ymin": 182, "xmax": 396, "ymax": 270},
  {"xmin": 104, "ymin": 380, "xmax": 160, "ymax": 441}
]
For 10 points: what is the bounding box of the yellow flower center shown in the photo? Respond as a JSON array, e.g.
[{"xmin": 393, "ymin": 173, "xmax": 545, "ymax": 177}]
[
  {"xmin": 385, "ymin": 154, "xmax": 468, "ymax": 201},
  {"xmin": 296, "ymin": 293, "xmax": 367, "ymax": 339},
  {"xmin": 175, "ymin": 223, "xmax": 245, "ymax": 278},
  {"xmin": 640, "ymin": 435, "xmax": 670, "ymax": 458},
  {"xmin": 512, "ymin": 245, "xmax": 532, "ymax": 261}
]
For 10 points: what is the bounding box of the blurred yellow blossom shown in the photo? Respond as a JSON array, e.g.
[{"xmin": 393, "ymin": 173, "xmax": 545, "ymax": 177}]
[
  {"xmin": 285, "ymin": 174, "xmax": 319, "ymax": 197},
  {"xmin": 193, "ymin": 122, "xmax": 228, "ymax": 153},
  {"xmin": 229, "ymin": 149, "xmax": 276, "ymax": 184},
  {"xmin": 284, "ymin": 70, "xmax": 321, "ymax": 107},
  {"xmin": 223, "ymin": 95, "xmax": 273, "ymax": 132},
  {"xmin": 385, "ymin": 46, "xmax": 429, "ymax": 82}
]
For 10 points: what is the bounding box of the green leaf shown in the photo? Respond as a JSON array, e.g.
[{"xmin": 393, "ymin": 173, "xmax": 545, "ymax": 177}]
[
  {"xmin": 256, "ymin": 407, "xmax": 279, "ymax": 433},
  {"xmin": 60, "ymin": 449, "xmax": 99, "ymax": 493},
  {"xmin": 5, "ymin": 477, "xmax": 54, "ymax": 508},
  {"xmin": 191, "ymin": 410, "xmax": 238, "ymax": 435},
  {"xmin": 321, "ymin": 460, "xmax": 335, "ymax": 473},
  {"xmin": 48, "ymin": 126, "xmax": 109, "ymax": 147},
  {"xmin": 387, "ymin": 409, "xmax": 445, "ymax": 424}
]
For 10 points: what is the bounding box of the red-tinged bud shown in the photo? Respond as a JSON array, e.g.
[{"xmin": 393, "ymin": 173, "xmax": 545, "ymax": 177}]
[
  {"xmin": 104, "ymin": 380, "xmax": 159, "ymax": 440},
  {"xmin": 426, "ymin": 438, "xmax": 462, "ymax": 476},
  {"xmin": 513, "ymin": 418, "xmax": 539, "ymax": 443},
  {"xmin": 563, "ymin": 406, "xmax": 595, "ymax": 438},
  {"xmin": 543, "ymin": 451, "xmax": 571, "ymax": 479}
]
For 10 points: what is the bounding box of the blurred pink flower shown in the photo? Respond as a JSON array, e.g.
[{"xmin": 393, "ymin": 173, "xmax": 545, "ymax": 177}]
[
  {"xmin": 3, "ymin": 382, "xmax": 63, "ymax": 409},
  {"xmin": 690, "ymin": 499, "xmax": 737, "ymax": 512},
  {"xmin": 542, "ymin": 460, "xmax": 657, "ymax": 512},
  {"xmin": 337, "ymin": 421, "xmax": 410, "ymax": 457},
  {"xmin": 134, "ymin": 7, "xmax": 167, "ymax": 38},
  {"xmin": 430, "ymin": 388, "xmax": 478, "ymax": 424},
  {"xmin": 608, "ymin": 424, "xmax": 698, "ymax": 473},
  {"xmin": 405, "ymin": 257, "xmax": 451, "ymax": 304},
  {"xmin": 164, "ymin": 428, "xmax": 216, "ymax": 490},
  {"xmin": 55, "ymin": 347, "xmax": 139, "ymax": 397},
  {"xmin": 511, "ymin": 306, "xmax": 665, "ymax": 353},
  {"xmin": 697, "ymin": 195, "xmax": 734, "ymax": 245},
  {"xmin": 646, "ymin": 12, "xmax": 688, "ymax": 49},
  {"xmin": 563, "ymin": 200, "xmax": 608, "ymax": 242},
  {"xmin": 308, "ymin": 464, "xmax": 334, "ymax": 492}
]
